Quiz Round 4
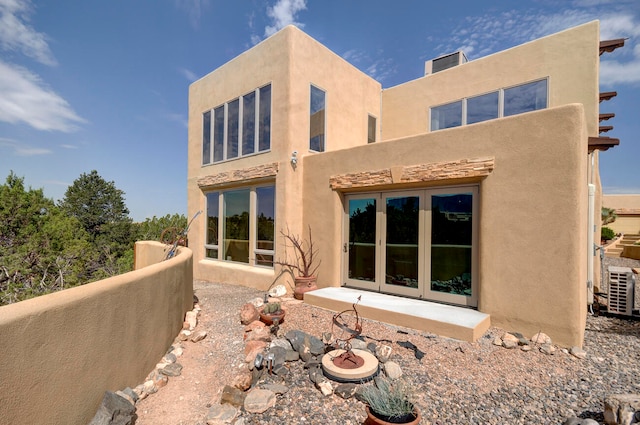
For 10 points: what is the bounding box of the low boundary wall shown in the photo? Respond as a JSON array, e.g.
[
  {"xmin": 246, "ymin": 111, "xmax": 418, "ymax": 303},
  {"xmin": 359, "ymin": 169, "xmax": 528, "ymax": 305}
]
[
  {"xmin": 0, "ymin": 241, "xmax": 193, "ymax": 425},
  {"xmin": 622, "ymin": 244, "xmax": 640, "ymax": 260}
]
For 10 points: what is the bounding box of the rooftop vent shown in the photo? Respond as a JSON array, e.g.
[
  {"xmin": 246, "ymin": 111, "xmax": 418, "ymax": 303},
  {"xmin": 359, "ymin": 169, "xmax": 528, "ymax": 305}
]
[{"xmin": 425, "ymin": 51, "xmax": 468, "ymax": 75}]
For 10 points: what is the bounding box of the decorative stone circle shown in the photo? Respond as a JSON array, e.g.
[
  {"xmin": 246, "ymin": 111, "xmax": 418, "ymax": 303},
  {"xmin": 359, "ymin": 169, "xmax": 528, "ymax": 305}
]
[{"xmin": 322, "ymin": 349, "xmax": 379, "ymax": 383}]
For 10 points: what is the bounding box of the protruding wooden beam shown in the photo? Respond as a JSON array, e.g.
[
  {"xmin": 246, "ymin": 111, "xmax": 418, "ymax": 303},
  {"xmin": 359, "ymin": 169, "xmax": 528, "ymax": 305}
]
[
  {"xmin": 599, "ymin": 113, "xmax": 615, "ymax": 122},
  {"xmin": 599, "ymin": 91, "xmax": 617, "ymax": 102},
  {"xmin": 588, "ymin": 136, "xmax": 619, "ymax": 152},
  {"xmin": 599, "ymin": 126, "xmax": 613, "ymax": 134},
  {"xmin": 600, "ymin": 39, "xmax": 625, "ymax": 55}
]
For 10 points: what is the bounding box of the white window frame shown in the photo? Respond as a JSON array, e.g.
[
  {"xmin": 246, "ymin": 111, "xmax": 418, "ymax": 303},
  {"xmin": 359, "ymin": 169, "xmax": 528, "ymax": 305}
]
[
  {"xmin": 429, "ymin": 78, "xmax": 548, "ymax": 132},
  {"xmin": 204, "ymin": 183, "xmax": 275, "ymax": 268},
  {"xmin": 309, "ymin": 84, "xmax": 326, "ymax": 152},
  {"xmin": 202, "ymin": 83, "xmax": 272, "ymax": 165}
]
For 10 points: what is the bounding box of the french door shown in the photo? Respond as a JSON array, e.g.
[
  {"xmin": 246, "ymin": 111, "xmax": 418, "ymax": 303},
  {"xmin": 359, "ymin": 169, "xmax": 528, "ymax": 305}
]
[{"xmin": 343, "ymin": 186, "xmax": 478, "ymax": 307}]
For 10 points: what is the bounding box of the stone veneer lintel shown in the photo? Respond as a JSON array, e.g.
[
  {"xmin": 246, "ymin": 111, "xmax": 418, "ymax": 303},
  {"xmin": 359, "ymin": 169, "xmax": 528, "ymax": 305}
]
[
  {"xmin": 329, "ymin": 157, "xmax": 495, "ymax": 190},
  {"xmin": 197, "ymin": 162, "xmax": 279, "ymax": 189}
]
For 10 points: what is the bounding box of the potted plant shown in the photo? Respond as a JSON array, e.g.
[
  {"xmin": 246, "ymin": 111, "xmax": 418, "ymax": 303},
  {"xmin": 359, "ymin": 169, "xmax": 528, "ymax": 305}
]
[
  {"xmin": 259, "ymin": 302, "xmax": 285, "ymax": 326},
  {"xmin": 359, "ymin": 378, "xmax": 420, "ymax": 425},
  {"xmin": 275, "ymin": 226, "xmax": 320, "ymax": 300}
]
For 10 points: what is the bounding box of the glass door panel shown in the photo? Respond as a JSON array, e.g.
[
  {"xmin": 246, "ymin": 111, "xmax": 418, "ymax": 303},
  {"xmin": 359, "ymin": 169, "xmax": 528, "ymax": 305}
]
[
  {"xmin": 343, "ymin": 196, "xmax": 379, "ymax": 290},
  {"xmin": 381, "ymin": 193, "xmax": 421, "ymax": 297},
  {"xmin": 426, "ymin": 188, "xmax": 477, "ymax": 306}
]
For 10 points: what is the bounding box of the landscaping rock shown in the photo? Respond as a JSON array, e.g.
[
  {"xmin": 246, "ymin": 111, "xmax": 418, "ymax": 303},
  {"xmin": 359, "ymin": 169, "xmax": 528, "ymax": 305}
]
[
  {"xmin": 604, "ymin": 393, "xmax": 640, "ymax": 425},
  {"xmin": 206, "ymin": 403, "xmax": 238, "ymax": 425},
  {"xmin": 240, "ymin": 303, "xmax": 260, "ymax": 325},
  {"xmin": 88, "ymin": 391, "xmax": 137, "ymax": 425},
  {"xmin": 244, "ymin": 389, "xmax": 276, "ymax": 413}
]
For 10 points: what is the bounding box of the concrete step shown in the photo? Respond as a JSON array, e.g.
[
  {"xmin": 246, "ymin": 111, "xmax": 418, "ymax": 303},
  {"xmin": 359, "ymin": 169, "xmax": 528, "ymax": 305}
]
[{"xmin": 304, "ymin": 287, "xmax": 490, "ymax": 343}]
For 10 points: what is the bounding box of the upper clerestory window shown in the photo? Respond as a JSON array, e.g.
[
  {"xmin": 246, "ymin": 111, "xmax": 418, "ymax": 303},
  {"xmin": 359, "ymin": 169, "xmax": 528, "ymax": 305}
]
[
  {"xmin": 310, "ymin": 85, "xmax": 326, "ymax": 152},
  {"xmin": 430, "ymin": 78, "xmax": 548, "ymax": 131},
  {"xmin": 202, "ymin": 83, "xmax": 271, "ymax": 164}
]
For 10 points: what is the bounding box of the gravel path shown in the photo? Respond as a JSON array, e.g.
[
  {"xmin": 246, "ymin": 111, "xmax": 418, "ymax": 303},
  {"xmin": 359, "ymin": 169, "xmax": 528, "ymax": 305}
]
[{"xmin": 135, "ymin": 258, "xmax": 639, "ymax": 425}]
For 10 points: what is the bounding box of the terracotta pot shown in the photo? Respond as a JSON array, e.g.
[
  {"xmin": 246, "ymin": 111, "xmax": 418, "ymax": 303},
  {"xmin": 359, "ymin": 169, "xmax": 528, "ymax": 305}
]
[
  {"xmin": 364, "ymin": 405, "xmax": 420, "ymax": 425},
  {"xmin": 259, "ymin": 309, "xmax": 285, "ymax": 326},
  {"xmin": 294, "ymin": 276, "xmax": 318, "ymax": 300}
]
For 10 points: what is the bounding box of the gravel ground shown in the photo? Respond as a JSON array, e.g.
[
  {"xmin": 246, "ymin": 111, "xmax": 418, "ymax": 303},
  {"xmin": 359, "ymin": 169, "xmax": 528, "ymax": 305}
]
[{"xmin": 136, "ymin": 258, "xmax": 640, "ymax": 425}]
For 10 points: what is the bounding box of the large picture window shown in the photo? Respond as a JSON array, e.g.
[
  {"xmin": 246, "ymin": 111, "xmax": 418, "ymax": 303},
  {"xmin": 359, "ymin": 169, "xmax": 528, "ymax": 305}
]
[
  {"xmin": 504, "ymin": 79, "xmax": 548, "ymax": 117},
  {"xmin": 431, "ymin": 100, "xmax": 462, "ymax": 131},
  {"xmin": 205, "ymin": 184, "xmax": 275, "ymax": 267},
  {"xmin": 310, "ymin": 85, "xmax": 326, "ymax": 152},
  {"xmin": 430, "ymin": 78, "xmax": 548, "ymax": 131},
  {"xmin": 202, "ymin": 83, "xmax": 272, "ymax": 164}
]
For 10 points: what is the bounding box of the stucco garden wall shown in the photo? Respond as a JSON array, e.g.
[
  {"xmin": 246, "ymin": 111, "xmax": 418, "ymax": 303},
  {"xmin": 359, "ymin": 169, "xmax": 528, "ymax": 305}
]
[
  {"xmin": 0, "ymin": 241, "xmax": 193, "ymax": 425},
  {"xmin": 603, "ymin": 194, "xmax": 640, "ymax": 235},
  {"xmin": 302, "ymin": 104, "xmax": 588, "ymax": 347}
]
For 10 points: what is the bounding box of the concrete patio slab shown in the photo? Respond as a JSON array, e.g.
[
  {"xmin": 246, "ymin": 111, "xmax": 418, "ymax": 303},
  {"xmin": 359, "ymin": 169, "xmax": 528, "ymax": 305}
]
[{"xmin": 304, "ymin": 287, "xmax": 491, "ymax": 342}]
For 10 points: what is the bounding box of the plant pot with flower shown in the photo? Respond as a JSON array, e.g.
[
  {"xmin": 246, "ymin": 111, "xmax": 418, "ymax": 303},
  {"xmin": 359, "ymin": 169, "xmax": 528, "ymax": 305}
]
[
  {"xmin": 360, "ymin": 377, "xmax": 420, "ymax": 425},
  {"xmin": 275, "ymin": 226, "xmax": 320, "ymax": 300}
]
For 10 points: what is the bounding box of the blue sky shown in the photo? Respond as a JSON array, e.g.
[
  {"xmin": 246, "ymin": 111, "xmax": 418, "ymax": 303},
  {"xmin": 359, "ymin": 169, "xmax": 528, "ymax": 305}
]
[{"xmin": 1, "ymin": 0, "xmax": 638, "ymax": 221}]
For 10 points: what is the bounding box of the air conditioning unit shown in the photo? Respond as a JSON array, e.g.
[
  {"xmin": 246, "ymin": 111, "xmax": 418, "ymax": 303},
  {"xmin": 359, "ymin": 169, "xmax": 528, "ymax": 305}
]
[
  {"xmin": 608, "ymin": 266, "xmax": 635, "ymax": 316},
  {"xmin": 425, "ymin": 51, "xmax": 468, "ymax": 75}
]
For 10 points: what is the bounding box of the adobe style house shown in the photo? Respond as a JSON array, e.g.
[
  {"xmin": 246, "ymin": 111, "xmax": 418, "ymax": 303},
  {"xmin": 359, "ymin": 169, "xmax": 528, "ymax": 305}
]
[{"xmin": 187, "ymin": 21, "xmax": 618, "ymax": 347}]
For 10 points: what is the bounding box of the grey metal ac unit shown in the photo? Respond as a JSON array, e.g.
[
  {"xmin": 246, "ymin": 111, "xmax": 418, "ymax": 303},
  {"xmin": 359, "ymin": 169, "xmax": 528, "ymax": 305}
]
[
  {"xmin": 425, "ymin": 51, "xmax": 468, "ymax": 75},
  {"xmin": 608, "ymin": 266, "xmax": 635, "ymax": 316}
]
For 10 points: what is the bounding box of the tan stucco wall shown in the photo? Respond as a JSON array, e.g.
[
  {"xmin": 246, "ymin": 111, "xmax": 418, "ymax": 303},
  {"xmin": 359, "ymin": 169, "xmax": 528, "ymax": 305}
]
[
  {"xmin": 381, "ymin": 21, "xmax": 600, "ymax": 141},
  {"xmin": 608, "ymin": 217, "xmax": 640, "ymax": 235},
  {"xmin": 303, "ymin": 104, "xmax": 588, "ymax": 347},
  {"xmin": 603, "ymin": 194, "xmax": 640, "ymax": 235},
  {"xmin": 0, "ymin": 242, "xmax": 193, "ymax": 425},
  {"xmin": 187, "ymin": 25, "xmax": 381, "ymax": 290},
  {"xmin": 186, "ymin": 23, "xmax": 600, "ymax": 347},
  {"xmin": 603, "ymin": 194, "xmax": 640, "ymax": 210}
]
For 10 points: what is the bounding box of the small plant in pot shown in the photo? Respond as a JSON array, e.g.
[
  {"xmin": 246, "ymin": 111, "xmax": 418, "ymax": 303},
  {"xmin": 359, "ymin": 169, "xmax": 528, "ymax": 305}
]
[
  {"xmin": 275, "ymin": 226, "xmax": 320, "ymax": 300},
  {"xmin": 360, "ymin": 377, "xmax": 420, "ymax": 425},
  {"xmin": 259, "ymin": 302, "xmax": 285, "ymax": 326}
]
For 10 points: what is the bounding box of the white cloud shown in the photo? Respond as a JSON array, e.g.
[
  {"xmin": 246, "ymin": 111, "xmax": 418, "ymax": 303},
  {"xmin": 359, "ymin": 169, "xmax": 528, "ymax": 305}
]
[
  {"xmin": 0, "ymin": 60, "xmax": 85, "ymax": 131},
  {"xmin": 165, "ymin": 112, "xmax": 188, "ymax": 128},
  {"xmin": 342, "ymin": 48, "xmax": 397, "ymax": 83},
  {"xmin": 179, "ymin": 67, "xmax": 198, "ymax": 82},
  {"xmin": 435, "ymin": 7, "xmax": 640, "ymax": 86},
  {"xmin": 60, "ymin": 144, "xmax": 77, "ymax": 149},
  {"xmin": 174, "ymin": 0, "xmax": 210, "ymax": 30},
  {"xmin": 0, "ymin": 137, "xmax": 52, "ymax": 156},
  {"xmin": 264, "ymin": 0, "xmax": 307, "ymax": 37},
  {"xmin": 0, "ymin": 0, "xmax": 56, "ymax": 66}
]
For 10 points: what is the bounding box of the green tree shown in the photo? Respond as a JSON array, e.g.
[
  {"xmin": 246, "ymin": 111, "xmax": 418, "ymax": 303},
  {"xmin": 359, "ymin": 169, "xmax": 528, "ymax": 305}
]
[
  {"xmin": 58, "ymin": 170, "xmax": 134, "ymax": 277},
  {"xmin": 135, "ymin": 214, "xmax": 187, "ymax": 242},
  {"xmin": 0, "ymin": 173, "xmax": 93, "ymax": 305},
  {"xmin": 58, "ymin": 170, "xmax": 131, "ymax": 240},
  {"xmin": 602, "ymin": 207, "xmax": 617, "ymax": 225}
]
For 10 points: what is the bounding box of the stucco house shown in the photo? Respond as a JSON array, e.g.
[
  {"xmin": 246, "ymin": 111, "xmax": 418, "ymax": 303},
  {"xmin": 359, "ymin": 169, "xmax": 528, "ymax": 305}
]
[{"xmin": 187, "ymin": 21, "xmax": 621, "ymax": 347}]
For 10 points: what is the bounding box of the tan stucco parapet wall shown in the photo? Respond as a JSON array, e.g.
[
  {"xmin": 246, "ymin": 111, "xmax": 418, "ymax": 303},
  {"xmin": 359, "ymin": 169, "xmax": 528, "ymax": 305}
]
[
  {"xmin": 329, "ymin": 157, "xmax": 494, "ymax": 190},
  {"xmin": 0, "ymin": 242, "xmax": 193, "ymax": 425},
  {"xmin": 197, "ymin": 162, "xmax": 279, "ymax": 189}
]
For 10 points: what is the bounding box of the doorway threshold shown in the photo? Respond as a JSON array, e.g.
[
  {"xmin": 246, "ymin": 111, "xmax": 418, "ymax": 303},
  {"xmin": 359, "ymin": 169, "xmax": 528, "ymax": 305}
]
[{"xmin": 304, "ymin": 287, "xmax": 490, "ymax": 342}]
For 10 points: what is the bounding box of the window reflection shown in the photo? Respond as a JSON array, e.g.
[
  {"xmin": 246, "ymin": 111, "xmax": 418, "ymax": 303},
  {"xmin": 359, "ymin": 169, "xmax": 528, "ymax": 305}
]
[
  {"xmin": 467, "ymin": 92, "xmax": 498, "ymax": 124},
  {"xmin": 224, "ymin": 189, "xmax": 250, "ymax": 263},
  {"xmin": 504, "ymin": 80, "xmax": 548, "ymax": 117},
  {"xmin": 242, "ymin": 92, "xmax": 255, "ymax": 155},
  {"xmin": 202, "ymin": 111, "xmax": 211, "ymax": 165},
  {"xmin": 310, "ymin": 85, "xmax": 326, "ymax": 152},
  {"xmin": 431, "ymin": 101, "xmax": 462, "ymax": 131}
]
